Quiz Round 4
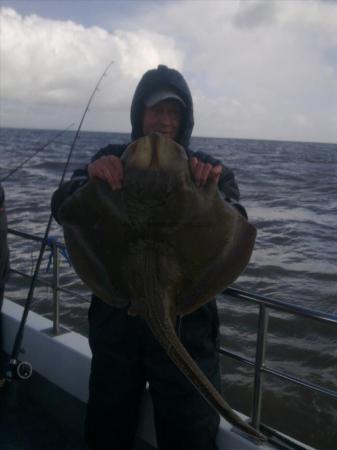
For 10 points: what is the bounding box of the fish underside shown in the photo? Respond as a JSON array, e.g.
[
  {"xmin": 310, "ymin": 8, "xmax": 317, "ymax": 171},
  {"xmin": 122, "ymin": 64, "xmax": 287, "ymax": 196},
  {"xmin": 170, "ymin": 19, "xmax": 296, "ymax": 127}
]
[{"xmin": 58, "ymin": 134, "xmax": 264, "ymax": 441}]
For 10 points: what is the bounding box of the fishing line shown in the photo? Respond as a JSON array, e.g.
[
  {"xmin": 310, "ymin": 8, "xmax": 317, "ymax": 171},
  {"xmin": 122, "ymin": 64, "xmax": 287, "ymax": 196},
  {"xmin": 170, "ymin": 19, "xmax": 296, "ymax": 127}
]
[
  {"xmin": 0, "ymin": 124, "xmax": 74, "ymax": 183},
  {"xmin": 5, "ymin": 60, "xmax": 114, "ymax": 383}
]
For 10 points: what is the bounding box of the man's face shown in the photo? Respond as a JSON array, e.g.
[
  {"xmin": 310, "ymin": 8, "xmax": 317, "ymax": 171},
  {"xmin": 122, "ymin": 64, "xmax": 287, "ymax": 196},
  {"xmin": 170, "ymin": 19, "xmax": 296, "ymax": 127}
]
[{"xmin": 142, "ymin": 99, "xmax": 183, "ymax": 140}]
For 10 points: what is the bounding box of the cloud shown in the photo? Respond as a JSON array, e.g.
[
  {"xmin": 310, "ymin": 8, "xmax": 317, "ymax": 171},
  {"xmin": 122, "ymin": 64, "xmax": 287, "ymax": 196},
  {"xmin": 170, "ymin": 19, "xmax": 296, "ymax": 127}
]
[
  {"xmin": 233, "ymin": 1, "xmax": 280, "ymax": 29},
  {"xmin": 0, "ymin": 7, "xmax": 183, "ymax": 106},
  {"xmin": 1, "ymin": 1, "xmax": 337, "ymax": 143},
  {"xmin": 127, "ymin": 0, "xmax": 337, "ymax": 142}
]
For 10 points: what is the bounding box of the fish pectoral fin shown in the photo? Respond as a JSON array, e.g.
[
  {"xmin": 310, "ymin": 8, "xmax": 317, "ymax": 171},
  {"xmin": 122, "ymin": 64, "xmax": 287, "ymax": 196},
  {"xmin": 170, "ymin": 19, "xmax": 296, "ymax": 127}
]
[{"xmin": 176, "ymin": 218, "xmax": 257, "ymax": 315}]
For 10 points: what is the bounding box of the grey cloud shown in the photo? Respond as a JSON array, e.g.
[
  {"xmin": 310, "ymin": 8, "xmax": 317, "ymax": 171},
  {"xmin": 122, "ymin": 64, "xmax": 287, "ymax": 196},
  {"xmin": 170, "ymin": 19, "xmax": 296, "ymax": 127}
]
[{"xmin": 233, "ymin": 1, "xmax": 280, "ymax": 29}]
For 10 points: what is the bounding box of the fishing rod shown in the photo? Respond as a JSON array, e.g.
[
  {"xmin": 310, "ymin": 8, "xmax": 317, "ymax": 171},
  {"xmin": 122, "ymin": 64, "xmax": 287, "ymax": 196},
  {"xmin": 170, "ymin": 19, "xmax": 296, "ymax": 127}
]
[
  {"xmin": 5, "ymin": 60, "xmax": 114, "ymax": 383},
  {"xmin": 0, "ymin": 123, "xmax": 74, "ymax": 183}
]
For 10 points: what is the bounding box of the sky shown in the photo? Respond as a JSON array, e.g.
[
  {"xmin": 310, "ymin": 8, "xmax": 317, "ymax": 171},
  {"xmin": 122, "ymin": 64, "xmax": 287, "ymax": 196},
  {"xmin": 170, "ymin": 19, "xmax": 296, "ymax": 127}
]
[{"xmin": 1, "ymin": 0, "xmax": 337, "ymax": 143}]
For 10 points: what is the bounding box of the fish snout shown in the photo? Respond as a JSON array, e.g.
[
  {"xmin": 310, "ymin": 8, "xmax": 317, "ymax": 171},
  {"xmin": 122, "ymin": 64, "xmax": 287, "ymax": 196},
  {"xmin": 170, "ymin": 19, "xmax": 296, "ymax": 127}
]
[{"xmin": 122, "ymin": 133, "xmax": 188, "ymax": 172}]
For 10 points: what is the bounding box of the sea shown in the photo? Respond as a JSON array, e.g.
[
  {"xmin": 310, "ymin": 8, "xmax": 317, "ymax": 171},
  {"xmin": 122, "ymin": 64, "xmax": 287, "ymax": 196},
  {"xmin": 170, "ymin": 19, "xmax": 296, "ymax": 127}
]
[{"xmin": 1, "ymin": 127, "xmax": 336, "ymax": 449}]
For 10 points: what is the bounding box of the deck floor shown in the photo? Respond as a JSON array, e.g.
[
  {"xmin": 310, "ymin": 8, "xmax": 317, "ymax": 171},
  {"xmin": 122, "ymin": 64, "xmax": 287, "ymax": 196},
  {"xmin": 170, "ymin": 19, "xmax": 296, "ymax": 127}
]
[
  {"xmin": 0, "ymin": 383, "xmax": 87, "ymax": 450},
  {"xmin": 0, "ymin": 382, "xmax": 154, "ymax": 450}
]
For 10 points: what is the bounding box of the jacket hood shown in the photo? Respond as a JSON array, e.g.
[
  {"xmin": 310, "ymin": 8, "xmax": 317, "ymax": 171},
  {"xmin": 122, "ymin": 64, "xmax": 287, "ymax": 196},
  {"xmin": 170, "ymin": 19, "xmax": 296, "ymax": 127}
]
[{"xmin": 130, "ymin": 65, "xmax": 194, "ymax": 149}]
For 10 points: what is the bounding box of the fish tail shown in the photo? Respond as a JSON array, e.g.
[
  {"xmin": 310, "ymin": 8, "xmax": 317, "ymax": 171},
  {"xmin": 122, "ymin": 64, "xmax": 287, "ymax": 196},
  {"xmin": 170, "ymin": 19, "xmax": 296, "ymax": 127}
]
[
  {"xmin": 126, "ymin": 242, "xmax": 265, "ymax": 442},
  {"xmin": 146, "ymin": 313, "xmax": 265, "ymax": 442}
]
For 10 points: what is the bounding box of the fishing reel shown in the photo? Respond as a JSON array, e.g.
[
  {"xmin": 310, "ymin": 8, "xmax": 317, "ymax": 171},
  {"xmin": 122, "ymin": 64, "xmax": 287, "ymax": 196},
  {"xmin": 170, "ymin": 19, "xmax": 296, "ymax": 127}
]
[{"xmin": 6, "ymin": 358, "xmax": 33, "ymax": 381}]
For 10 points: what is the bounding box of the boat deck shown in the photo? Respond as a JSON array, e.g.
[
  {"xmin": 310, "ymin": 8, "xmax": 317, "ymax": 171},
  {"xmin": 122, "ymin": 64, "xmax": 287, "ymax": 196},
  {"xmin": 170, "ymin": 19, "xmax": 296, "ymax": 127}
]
[
  {"xmin": 0, "ymin": 383, "xmax": 153, "ymax": 450},
  {"xmin": 0, "ymin": 383, "xmax": 87, "ymax": 450}
]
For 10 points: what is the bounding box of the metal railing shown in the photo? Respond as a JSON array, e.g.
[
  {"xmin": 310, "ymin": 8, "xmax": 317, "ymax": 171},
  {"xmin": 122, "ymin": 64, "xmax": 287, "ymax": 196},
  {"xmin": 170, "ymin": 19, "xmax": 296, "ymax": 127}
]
[
  {"xmin": 7, "ymin": 227, "xmax": 89, "ymax": 335},
  {"xmin": 218, "ymin": 286, "xmax": 337, "ymax": 440},
  {"xmin": 6, "ymin": 227, "xmax": 337, "ymax": 445}
]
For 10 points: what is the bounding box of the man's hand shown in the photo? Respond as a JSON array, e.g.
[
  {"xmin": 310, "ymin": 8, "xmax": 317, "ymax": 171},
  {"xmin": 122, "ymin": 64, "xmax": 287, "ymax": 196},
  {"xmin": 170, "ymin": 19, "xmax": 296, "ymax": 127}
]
[
  {"xmin": 189, "ymin": 157, "xmax": 222, "ymax": 187},
  {"xmin": 88, "ymin": 155, "xmax": 123, "ymax": 190}
]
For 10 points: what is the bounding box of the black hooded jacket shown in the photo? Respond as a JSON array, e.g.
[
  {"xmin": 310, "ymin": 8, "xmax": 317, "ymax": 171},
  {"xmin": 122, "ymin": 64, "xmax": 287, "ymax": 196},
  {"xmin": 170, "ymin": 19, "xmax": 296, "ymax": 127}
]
[{"xmin": 52, "ymin": 65, "xmax": 244, "ymax": 220}]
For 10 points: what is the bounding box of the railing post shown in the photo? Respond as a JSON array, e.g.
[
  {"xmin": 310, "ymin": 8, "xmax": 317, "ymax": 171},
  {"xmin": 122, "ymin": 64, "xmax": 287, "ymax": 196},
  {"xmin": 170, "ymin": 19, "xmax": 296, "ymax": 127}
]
[
  {"xmin": 251, "ymin": 304, "xmax": 269, "ymax": 429},
  {"xmin": 52, "ymin": 243, "xmax": 60, "ymax": 335}
]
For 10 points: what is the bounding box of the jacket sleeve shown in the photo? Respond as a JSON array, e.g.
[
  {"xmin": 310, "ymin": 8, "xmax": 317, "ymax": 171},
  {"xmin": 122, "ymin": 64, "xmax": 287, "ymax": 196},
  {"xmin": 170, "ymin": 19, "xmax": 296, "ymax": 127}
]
[
  {"xmin": 186, "ymin": 148, "xmax": 247, "ymax": 219},
  {"xmin": 90, "ymin": 144, "xmax": 126, "ymax": 162}
]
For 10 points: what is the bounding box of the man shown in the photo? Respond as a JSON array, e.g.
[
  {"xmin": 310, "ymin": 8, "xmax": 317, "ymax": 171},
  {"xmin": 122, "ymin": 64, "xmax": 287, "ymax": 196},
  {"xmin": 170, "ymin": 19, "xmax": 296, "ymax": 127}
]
[
  {"xmin": 0, "ymin": 183, "xmax": 10, "ymax": 381},
  {"xmin": 52, "ymin": 65, "xmax": 244, "ymax": 450}
]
